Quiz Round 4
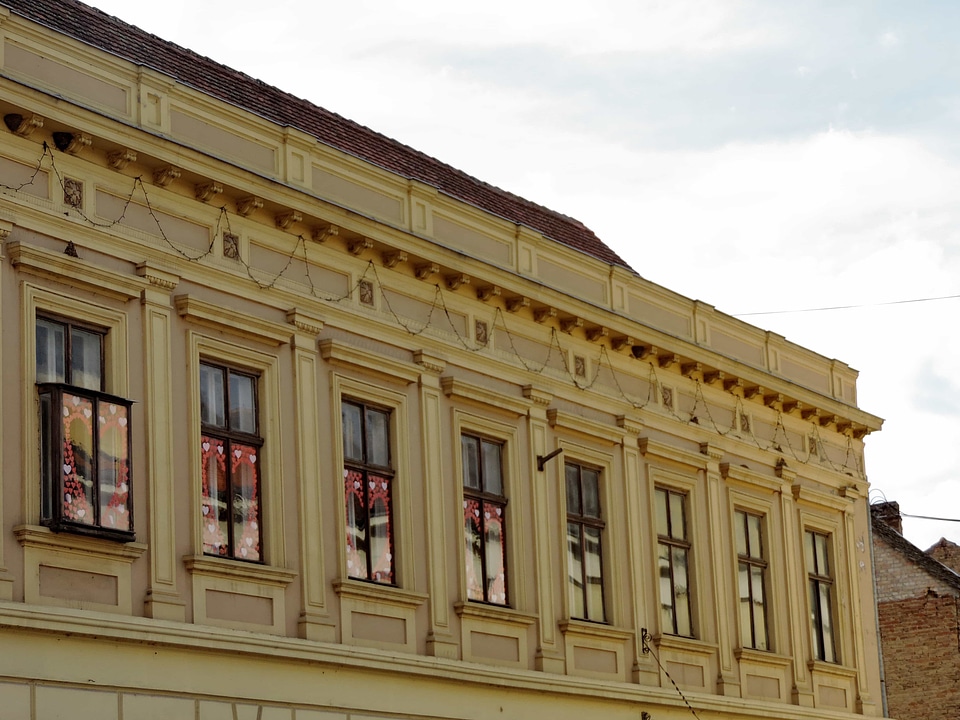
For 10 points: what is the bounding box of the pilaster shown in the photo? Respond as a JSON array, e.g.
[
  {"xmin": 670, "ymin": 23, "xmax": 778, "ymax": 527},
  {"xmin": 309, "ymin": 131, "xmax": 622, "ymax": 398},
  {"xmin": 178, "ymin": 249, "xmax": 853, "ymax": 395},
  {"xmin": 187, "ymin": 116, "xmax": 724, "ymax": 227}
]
[
  {"xmin": 287, "ymin": 310, "xmax": 335, "ymax": 642},
  {"xmin": 137, "ymin": 262, "xmax": 186, "ymax": 621},
  {"xmin": 701, "ymin": 442, "xmax": 738, "ymax": 696},
  {"xmin": 0, "ymin": 229, "xmax": 15, "ymax": 599},
  {"xmin": 524, "ymin": 386, "xmax": 564, "ymax": 673}
]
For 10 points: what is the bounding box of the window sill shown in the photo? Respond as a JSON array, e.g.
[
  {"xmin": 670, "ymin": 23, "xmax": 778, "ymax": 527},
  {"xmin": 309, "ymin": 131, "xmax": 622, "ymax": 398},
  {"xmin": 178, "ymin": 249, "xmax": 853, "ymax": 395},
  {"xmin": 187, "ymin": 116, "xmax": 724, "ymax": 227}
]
[
  {"xmin": 334, "ymin": 579, "xmax": 427, "ymax": 609},
  {"xmin": 735, "ymin": 646, "xmax": 793, "ymax": 668},
  {"xmin": 559, "ymin": 618, "xmax": 633, "ymax": 642},
  {"xmin": 650, "ymin": 632, "xmax": 717, "ymax": 657},
  {"xmin": 183, "ymin": 555, "xmax": 296, "ymax": 586},
  {"xmin": 15, "ymin": 524, "xmax": 146, "ymax": 560},
  {"xmin": 807, "ymin": 659, "xmax": 857, "ymax": 679},
  {"xmin": 455, "ymin": 601, "xmax": 536, "ymax": 627}
]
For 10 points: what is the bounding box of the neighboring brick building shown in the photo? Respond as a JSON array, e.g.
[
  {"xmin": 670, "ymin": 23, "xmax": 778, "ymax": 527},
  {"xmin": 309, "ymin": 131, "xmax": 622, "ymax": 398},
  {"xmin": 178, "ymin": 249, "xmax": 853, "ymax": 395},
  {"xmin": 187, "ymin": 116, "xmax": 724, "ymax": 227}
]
[{"xmin": 872, "ymin": 502, "xmax": 960, "ymax": 720}]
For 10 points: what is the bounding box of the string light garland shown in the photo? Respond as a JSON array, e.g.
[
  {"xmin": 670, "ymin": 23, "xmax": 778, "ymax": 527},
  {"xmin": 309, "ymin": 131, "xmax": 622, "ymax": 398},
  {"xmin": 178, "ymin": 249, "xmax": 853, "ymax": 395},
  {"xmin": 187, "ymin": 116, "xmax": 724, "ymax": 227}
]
[
  {"xmin": 2, "ymin": 140, "xmax": 866, "ymax": 478},
  {"xmin": 641, "ymin": 629, "xmax": 704, "ymax": 720}
]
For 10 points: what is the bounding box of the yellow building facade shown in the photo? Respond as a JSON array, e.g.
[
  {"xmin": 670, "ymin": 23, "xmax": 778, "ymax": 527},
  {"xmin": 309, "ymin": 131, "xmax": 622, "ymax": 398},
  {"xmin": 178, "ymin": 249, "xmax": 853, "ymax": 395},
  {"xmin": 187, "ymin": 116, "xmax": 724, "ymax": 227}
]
[{"xmin": 0, "ymin": 2, "xmax": 885, "ymax": 719}]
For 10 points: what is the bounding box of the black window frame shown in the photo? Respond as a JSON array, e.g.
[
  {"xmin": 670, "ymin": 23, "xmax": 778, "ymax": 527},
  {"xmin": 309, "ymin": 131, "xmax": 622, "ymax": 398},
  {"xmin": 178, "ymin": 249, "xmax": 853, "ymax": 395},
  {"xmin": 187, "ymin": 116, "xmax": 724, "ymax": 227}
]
[
  {"xmin": 36, "ymin": 314, "xmax": 135, "ymax": 542},
  {"xmin": 199, "ymin": 361, "xmax": 264, "ymax": 563}
]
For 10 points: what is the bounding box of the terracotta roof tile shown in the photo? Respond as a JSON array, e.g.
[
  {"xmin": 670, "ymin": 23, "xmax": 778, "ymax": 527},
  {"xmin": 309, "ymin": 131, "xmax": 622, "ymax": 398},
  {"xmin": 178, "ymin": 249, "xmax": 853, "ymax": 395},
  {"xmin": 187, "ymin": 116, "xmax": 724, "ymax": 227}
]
[{"xmin": 3, "ymin": 0, "xmax": 632, "ymax": 270}]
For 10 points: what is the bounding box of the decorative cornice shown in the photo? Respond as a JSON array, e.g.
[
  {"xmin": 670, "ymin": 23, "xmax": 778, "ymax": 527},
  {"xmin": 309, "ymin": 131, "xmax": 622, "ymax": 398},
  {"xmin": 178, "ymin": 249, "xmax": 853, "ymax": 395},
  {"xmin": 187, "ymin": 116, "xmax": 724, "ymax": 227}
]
[
  {"xmin": 506, "ymin": 296, "xmax": 530, "ymax": 313},
  {"xmin": 415, "ymin": 262, "xmax": 439, "ymax": 280},
  {"xmin": 639, "ymin": 437, "xmax": 708, "ymax": 470},
  {"xmin": 441, "ymin": 376, "xmax": 528, "ymax": 415},
  {"xmin": 285, "ymin": 308, "xmax": 324, "ymax": 336},
  {"xmin": 175, "ymin": 295, "xmax": 290, "ymax": 346},
  {"xmin": 135, "ymin": 261, "xmax": 180, "ymax": 291},
  {"xmin": 548, "ymin": 409, "xmax": 624, "ymax": 445},
  {"xmin": 4, "ymin": 112, "xmax": 43, "ymax": 137},
  {"xmin": 522, "ymin": 385, "xmax": 553, "ymax": 407},
  {"xmin": 152, "ymin": 165, "xmax": 181, "ymax": 187},
  {"xmin": 108, "ymin": 149, "xmax": 136, "ymax": 170},
  {"xmin": 348, "ymin": 238, "xmax": 373, "ymax": 255},
  {"xmin": 445, "ymin": 273, "xmax": 470, "ymax": 290},
  {"xmin": 560, "ymin": 316, "xmax": 582, "ymax": 333},
  {"xmin": 699, "ymin": 442, "xmax": 723, "ymax": 462},
  {"xmin": 382, "ymin": 250, "xmax": 407, "ymax": 268},
  {"xmin": 617, "ymin": 415, "xmax": 643, "ymax": 436},
  {"xmin": 275, "ymin": 210, "xmax": 301, "ymax": 229},
  {"xmin": 414, "ymin": 350, "xmax": 446, "ymax": 374},
  {"xmin": 320, "ymin": 339, "xmax": 419, "ymax": 384},
  {"xmin": 10, "ymin": 241, "xmax": 147, "ymax": 301},
  {"xmin": 611, "ymin": 335, "xmax": 635, "ymax": 351},
  {"xmin": 534, "ymin": 307, "xmax": 557, "ymax": 324},
  {"xmin": 236, "ymin": 196, "xmax": 263, "ymax": 216},
  {"xmin": 312, "ymin": 224, "xmax": 339, "ymax": 242},
  {"xmin": 195, "ymin": 181, "xmax": 223, "ymax": 203},
  {"xmin": 477, "ymin": 285, "xmax": 501, "ymax": 302}
]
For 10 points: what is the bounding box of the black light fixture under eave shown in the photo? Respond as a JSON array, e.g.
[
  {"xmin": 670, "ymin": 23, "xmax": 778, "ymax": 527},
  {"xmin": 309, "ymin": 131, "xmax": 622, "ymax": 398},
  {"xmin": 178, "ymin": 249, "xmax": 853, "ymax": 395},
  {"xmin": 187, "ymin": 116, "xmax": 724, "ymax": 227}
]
[
  {"xmin": 53, "ymin": 132, "xmax": 75, "ymax": 152},
  {"xmin": 536, "ymin": 447, "xmax": 563, "ymax": 472},
  {"xmin": 3, "ymin": 114, "xmax": 22, "ymax": 133}
]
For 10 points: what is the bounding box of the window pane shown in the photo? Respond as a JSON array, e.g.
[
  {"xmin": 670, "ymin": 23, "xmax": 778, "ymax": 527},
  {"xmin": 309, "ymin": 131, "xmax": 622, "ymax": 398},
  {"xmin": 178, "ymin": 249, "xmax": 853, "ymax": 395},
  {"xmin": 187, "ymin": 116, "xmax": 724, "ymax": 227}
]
[
  {"xmin": 751, "ymin": 565, "xmax": 767, "ymax": 650},
  {"xmin": 669, "ymin": 491, "xmax": 685, "ymax": 541},
  {"xmin": 344, "ymin": 468, "xmax": 368, "ymax": 579},
  {"xmin": 815, "ymin": 534, "xmax": 829, "ymax": 575},
  {"xmin": 484, "ymin": 502, "xmax": 507, "ymax": 605},
  {"xmin": 734, "ymin": 511, "xmax": 747, "ymax": 556},
  {"xmin": 39, "ymin": 392, "xmax": 54, "ymax": 520},
  {"xmin": 98, "ymin": 401, "xmax": 130, "ymax": 532},
  {"xmin": 582, "ymin": 468, "xmax": 600, "ymax": 519},
  {"xmin": 231, "ymin": 442, "xmax": 260, "ymax": 561},
  {"xmin": 200, "ymin": 364, "xmax": 225, "ymax": 428},
  {"xmin": 655, "ymin": 488, "xmax": 669, "ymax": 536},
  {"xmin": 658, "ymin": 542, "xmax": 674, "ymax": 632},
  {"xmin": 747, "ymin": 514, "xmax": 762, "ymax": 558},
  {"xmin": 565, "ymin": 464, "xmax": 581, "ymax": 516},
  {"xmin": 481, "ymin": 440, "xmax": 503, "ymax": 496},
  {"xmin": 368, "ymin": 474, "xmax": 393, "ymax": 583},
  {"xmin": 365, "ymin": 408, "xmax": 390, "ymax": 467},
  {"xmin": 819, "ymin": 583, "xmax": 835, "ymax": 662},
  {"xmin": 36, "ymin": 318, "xmax": 65, "ymax": 383},
  {"xmin": 229, "ymin": 372, "xmax": 257, "ymax": 434},
  {"xmin": 71, "ymin": 327, "xmax": 102, "ymax": 391},
  {"xmin": 566, "ymin": 521, "xmax": 585, "ymax": 619},
  {"xmin": 673, "ymin": 546, "xmax": 691, "ymax": 636},
  {"xmin": 201, "ymin": 435, "xmax": 229, "ymax": 555},
  {"xmin": 739, "ymin": 562, "xmax": 752, "ymax": 647},
  {"xmin": 461, "ymin": 435, "xmax": 480, "ymax": 490},
  {"xmin": 341, "ymin": 403, "xmax": 363, "ymax": 462},
  {"xmin": 584, "ymin": 525, "xmax": 604, "ymax": 621},
  {"xmin": 463, "ymin": 498, "xmax": 484, "ymax": 601},
  {"xmin": 62, "ymin": 393, "xmax": 95, "ymax": 525},
  {"xmin": 804, "ymin": 531, "xmax": 815, "ymax": 572}
]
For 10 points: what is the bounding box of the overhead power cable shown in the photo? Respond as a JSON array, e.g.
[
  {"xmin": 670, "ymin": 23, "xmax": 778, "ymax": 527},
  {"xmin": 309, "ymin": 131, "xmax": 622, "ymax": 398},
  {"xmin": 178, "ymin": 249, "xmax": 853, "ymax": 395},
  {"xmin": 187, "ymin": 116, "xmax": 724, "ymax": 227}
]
[{"xmin": 734, "ymin": 293, "xmax": 960, "ymax": 317}]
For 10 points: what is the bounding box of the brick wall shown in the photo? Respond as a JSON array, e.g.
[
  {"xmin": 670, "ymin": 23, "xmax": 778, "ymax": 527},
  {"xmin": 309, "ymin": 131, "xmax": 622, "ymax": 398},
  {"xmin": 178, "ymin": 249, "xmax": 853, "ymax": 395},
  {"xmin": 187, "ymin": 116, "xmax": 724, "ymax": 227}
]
[
  {"xmin": 927, "ymin": 539, "xmax": 960, "ymax": 575},
  {"xmin": 873, "ymin": 535, "xmax": 956, "ymax": 602},
  {"xmin": 878, "ymin": 594, "xmax": 960, "ymax": 720}
]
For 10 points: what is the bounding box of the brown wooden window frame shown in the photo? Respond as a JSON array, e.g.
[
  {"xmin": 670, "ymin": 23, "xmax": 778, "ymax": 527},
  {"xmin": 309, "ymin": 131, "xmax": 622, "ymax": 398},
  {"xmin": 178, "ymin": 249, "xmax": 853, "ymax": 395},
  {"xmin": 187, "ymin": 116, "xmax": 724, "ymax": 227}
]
[
  {"xmin": 656, "ymin": 486, "xmax": 693, "ymax": 637},
  {"xmin": 565, "ymin": 461, "xmax": 606, "ymax": 622},
  {"xmin": 805, "ymin": 529, "xmax": 837, "ymax": 663},
  {"xmin": 735, "ymin": 509, "xmax": 770, "ymax": 651},
  {"xmin": 342, "ymin": 398, "xmax": 396, "ymax": 585},
  {"xmin": 461, "ymin": 433, "xmax": 509, "ymax": 605}
]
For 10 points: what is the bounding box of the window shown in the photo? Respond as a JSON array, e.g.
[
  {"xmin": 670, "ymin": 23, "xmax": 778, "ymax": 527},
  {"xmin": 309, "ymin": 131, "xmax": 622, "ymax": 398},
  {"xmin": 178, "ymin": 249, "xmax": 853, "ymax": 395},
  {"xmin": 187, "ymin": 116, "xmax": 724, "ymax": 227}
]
[
  {"xmin": 199, "ymin": 362, "xmax": 262, "ymax": 562},
  {"xmin": 461, "ymin": 434, "xmax": 507, "ymax": 605},
  {"xmin": 656, "ymin": 487, "xmax": 692, "ymax": 636},
  {"xmin": 342, "ymin": 399, "xmax": 394, "ymax": 584},
  {"xmin": 805, "ymin": 530, "xmax": 836, "ymax": 662},
  {"xmin": 36, "ymin": 316, "xmax": 133, "ymax": 540},
  {"xmin": 735, "ymin": 510, "xmax": 769, "ymax": 650},
  {"xmin": 565, "ymin": 461, "xmax": 604, "ymax": 622}
]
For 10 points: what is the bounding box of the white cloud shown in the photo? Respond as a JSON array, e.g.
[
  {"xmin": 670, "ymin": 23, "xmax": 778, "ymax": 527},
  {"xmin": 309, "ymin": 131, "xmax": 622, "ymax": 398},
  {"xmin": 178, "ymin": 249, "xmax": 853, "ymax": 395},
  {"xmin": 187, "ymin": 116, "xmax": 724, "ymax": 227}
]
[{"xmin": 878, "ymin": 30, "xmax": 901, "ymax": 48}]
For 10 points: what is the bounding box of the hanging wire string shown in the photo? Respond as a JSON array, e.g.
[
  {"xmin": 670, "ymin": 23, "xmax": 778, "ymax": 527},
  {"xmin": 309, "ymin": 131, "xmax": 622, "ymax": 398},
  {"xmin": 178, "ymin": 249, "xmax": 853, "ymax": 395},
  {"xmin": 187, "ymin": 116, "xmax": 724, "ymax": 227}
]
[
  {"xmin": 11, "ymin": 141, "xmax": 864, "ymax": 477},
  {"xmin": 641, "ymin": 630, "xmax": 703, "ymax": 720}
]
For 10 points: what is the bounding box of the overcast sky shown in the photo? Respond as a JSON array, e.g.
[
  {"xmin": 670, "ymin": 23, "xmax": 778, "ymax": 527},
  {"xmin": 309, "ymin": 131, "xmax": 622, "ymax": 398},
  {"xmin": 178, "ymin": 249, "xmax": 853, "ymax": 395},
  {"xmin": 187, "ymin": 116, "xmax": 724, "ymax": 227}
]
[{"xmin": 83, "ymin": 0, "xmax": 960, "ymax": 550}]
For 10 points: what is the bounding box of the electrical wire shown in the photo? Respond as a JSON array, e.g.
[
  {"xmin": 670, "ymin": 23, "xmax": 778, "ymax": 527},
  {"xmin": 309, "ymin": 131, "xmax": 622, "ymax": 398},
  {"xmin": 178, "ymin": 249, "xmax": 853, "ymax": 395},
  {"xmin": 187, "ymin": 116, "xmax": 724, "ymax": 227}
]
[{"xmin": 734, "ymin": 293, "xmax": 960, "ymax": 317}]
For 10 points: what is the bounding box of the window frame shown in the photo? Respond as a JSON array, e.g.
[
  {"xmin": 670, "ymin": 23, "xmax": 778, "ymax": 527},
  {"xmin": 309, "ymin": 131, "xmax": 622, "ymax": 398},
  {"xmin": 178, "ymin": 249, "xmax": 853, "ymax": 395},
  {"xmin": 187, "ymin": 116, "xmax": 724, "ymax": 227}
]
[
  {"xmin": 198, "ymin": 361, "xmax": 264, "ymax": 562},
  {"xmin": 332, "ymin": 374, "xmax": 412, "ymax": 589},
  {"xmin": 805, "ymin": 529, "xmax": 838, "ymax": 663},
  {"xmin": 460, "ymin": 432, "xmax": 509, "ymax": 606},
  {"xmin": 23, "ymin": 286, "xmax": 132, "ymax": 540},
  {"xmin": 187, "ymin": 332, "xmax": 285, "ymax": 568},
  {"xmin": 341, "ymin": 397, "xmax": 396, "ymax": 585},
  {"xmin": 565, "ymin": 459, "xmax": 606, "ymax": 623},
  {"xmin": 655, "ymin": 485, "xmax": 694, "ymax": 637},
  {"xmin": 734, "ymin": 508, "xmax": 770, "ymax": 651}
]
